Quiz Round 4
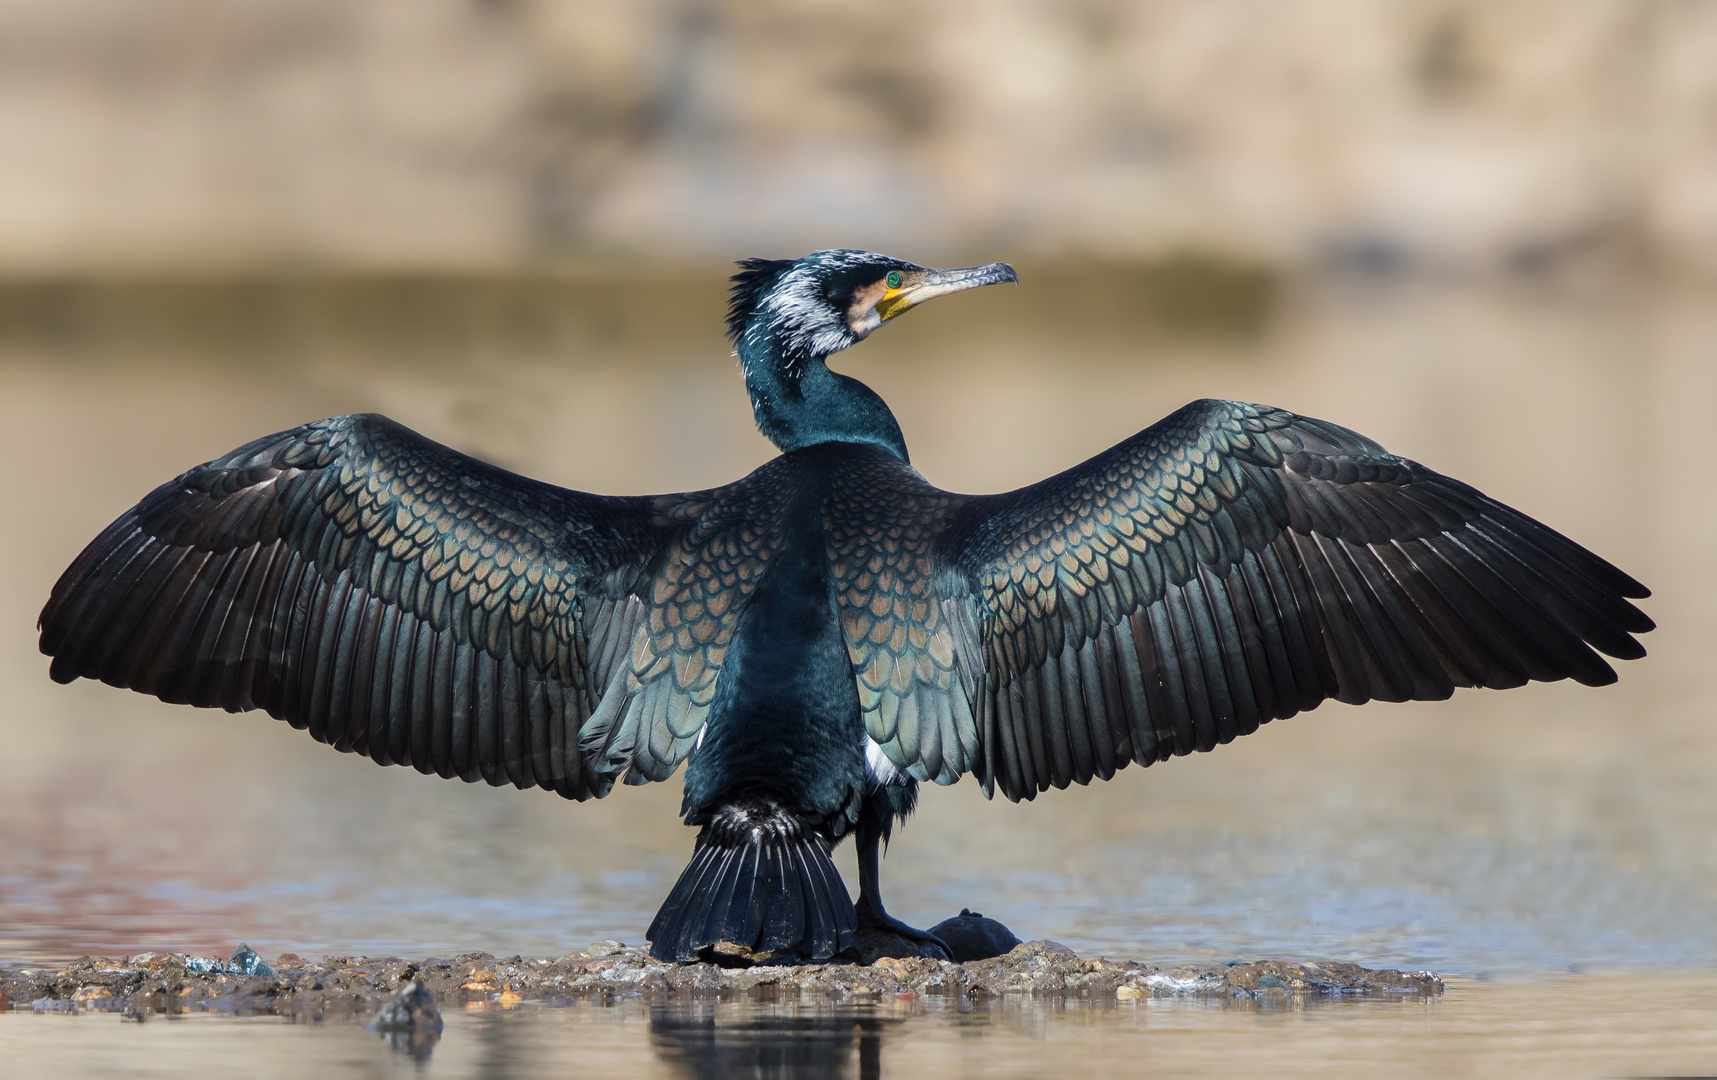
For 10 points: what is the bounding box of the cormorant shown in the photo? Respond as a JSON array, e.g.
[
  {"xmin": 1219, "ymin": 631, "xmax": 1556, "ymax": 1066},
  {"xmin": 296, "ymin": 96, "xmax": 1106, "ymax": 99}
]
[{"xmin": 38, "ymin": 250, "xmax": 1653, "ymax": 963}]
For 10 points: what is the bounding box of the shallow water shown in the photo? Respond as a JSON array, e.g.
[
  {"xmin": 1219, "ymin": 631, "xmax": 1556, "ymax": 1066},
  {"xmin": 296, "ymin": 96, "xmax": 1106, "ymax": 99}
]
[
  {"xmin": 6, "ymin": 974, "xmax": 1717, "ymax": 1078},
  {"xmin": 1, "ymin": 271, "xmax": 1713, "ymax": 985}
]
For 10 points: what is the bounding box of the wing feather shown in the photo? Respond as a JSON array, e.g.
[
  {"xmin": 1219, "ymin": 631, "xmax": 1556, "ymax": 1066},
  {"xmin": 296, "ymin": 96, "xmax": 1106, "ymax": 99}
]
[
  {"xmin": 39, "ymin": 413, "xmax": 672, "ymax": 801},
  {"xmin": 935, "ymin": 399, "xmax": 1651, "ymax": 801}
]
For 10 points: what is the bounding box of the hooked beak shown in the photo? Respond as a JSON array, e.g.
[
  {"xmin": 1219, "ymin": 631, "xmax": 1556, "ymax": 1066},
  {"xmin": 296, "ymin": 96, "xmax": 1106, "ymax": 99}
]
[{"xmin": 875, "ymin": 262, "xmax": 1019, "ymax": 323}]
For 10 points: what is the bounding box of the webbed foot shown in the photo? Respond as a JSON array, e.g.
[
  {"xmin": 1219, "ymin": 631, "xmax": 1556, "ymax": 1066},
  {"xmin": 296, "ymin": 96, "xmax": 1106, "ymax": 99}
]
[{"xmin": 855, "ymin": 903, "xmax": 952, "ymax": 962}]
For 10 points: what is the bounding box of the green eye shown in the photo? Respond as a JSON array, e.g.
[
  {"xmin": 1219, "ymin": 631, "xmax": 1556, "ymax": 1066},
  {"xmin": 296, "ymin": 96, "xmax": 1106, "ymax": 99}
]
[{"xmin": 885, "ymin": 271, "xmax": 902, "ymax": 289}]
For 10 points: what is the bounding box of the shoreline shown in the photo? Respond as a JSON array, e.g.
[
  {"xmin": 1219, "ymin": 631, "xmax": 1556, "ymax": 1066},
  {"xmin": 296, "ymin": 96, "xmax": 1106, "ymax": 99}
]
[{"xmin": 1, "ymin": 941, "xmax": 1442, "ymax": 1017}]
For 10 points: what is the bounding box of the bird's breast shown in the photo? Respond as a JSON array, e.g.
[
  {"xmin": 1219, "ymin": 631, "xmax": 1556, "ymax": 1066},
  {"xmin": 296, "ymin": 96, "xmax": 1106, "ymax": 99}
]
[{"xmin": 678, "ymin": 491, "xmax": 867, "ymax": 822}]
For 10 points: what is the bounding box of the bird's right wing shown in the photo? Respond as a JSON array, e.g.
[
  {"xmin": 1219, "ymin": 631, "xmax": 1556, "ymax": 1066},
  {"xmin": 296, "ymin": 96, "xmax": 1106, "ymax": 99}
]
[{"xmin": 39, "ymin": 413, "xmax": 676, "ymax": 800}]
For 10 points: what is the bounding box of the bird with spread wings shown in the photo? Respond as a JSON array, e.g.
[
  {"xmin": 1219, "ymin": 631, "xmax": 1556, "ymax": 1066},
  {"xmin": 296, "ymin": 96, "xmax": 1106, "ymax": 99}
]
[{"xmin": 40, "ymin": 250, "xmax": 1650, "ymax": 963}]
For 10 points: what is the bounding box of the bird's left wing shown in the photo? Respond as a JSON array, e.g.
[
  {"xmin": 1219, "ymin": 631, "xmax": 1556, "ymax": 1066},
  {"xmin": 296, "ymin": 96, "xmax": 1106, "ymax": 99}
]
[
  {"xmin": 39, "ymin": 414, "xmax": 675, "ymax": 799},
  {"xmin": 931, "ymin": 399, "xmax": 1652, "ymax": 802}
]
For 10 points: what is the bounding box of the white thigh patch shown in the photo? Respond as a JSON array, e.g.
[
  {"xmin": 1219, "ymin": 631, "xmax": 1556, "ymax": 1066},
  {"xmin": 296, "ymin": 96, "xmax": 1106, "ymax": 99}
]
[{"xmin": 863, "ymin": 736, "xmax": 901, "ymax": 787}]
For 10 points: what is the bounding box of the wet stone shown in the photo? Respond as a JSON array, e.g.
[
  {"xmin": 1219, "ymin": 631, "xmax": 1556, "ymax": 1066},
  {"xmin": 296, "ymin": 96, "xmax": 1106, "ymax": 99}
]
[
  {"xmin": 0, "ymin": 941, "xmax": 1443, "ymax": 1018},
  {"xmin": 371, "ymin": 978, "xmax": 444, "ymax": 1061}
]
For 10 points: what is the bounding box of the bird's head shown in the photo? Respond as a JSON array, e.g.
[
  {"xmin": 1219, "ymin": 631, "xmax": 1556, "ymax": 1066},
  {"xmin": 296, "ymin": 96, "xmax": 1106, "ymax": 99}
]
[
  {"xmin": 727, "ymin": 249, "xmax": 1018, "ymax": 372},
  {"xmin": 726, "ymin": 249, "xmax": 1016, "ymax": 461}
]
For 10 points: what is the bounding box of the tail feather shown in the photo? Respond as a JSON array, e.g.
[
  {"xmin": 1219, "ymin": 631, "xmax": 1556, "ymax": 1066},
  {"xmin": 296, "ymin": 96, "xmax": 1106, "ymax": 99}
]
[{"xmin": 648, "ymin": 796, "xmax": 855, "ymax": 962}]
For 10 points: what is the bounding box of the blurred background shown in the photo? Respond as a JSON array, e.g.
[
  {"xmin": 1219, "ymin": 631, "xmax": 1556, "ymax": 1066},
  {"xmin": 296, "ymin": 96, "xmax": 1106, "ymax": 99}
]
[
  {"xmin": 1, "ymin": 0, "xmax": 1713, "ymax": 975},
  {"xmin": 5, "ymin": 0, "xmax": 1717, "ymax": 274}
]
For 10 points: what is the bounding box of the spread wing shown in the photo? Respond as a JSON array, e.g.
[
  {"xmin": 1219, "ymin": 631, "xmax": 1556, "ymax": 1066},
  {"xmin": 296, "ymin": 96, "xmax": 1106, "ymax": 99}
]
[
  {"xmin": 38, "ymin": 414, "xmax": 675, "ymax": 800},
  {"xmin": 913, "ymin": 399, "xmax": 1650, "ymax": 802}
]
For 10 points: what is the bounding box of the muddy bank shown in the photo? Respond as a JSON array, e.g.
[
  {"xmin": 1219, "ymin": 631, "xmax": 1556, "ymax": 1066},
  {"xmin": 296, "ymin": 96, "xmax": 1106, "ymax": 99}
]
[{"xmin": 0, "ymin": 940, "xmax": 1440, "ymax": 1018}]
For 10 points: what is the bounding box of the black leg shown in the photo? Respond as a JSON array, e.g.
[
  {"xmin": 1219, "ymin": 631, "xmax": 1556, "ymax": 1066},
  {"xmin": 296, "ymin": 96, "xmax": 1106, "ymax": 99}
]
[
  {"xmin": 852, "ymin": 792, "xmax": 951, "ymax": 960},
  {"xmin": 853, "ymin": 815, "xmax": 886, "ymax": 921}
]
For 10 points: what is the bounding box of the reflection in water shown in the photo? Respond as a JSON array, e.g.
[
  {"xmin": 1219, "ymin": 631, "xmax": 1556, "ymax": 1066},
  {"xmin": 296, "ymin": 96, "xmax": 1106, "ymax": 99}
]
[
  {"xmin": 371, "ymin": 980, "xmax": 445, "ymax": 1063},
  {"xmin": 642, "ymin": 993, "xmax": 1398, "ymax": 1079},
  {"xmin": 650, "ymin": 1001, "xmax": 900, "ymax": 1080},
  {"xmin": 376, "ymin": 1025, "xmax": 442, "ymax": 1064},
  {"xmin": 13, "ymin": 977, "xmax": 1717, "ymax": 1079},
  {"xmin": 1, "ymin": 273, "xmax": 1713, "ymax": 977}
]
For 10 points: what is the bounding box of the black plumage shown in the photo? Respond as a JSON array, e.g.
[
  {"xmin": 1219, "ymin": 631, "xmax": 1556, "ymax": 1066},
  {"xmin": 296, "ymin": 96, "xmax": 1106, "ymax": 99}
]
[{"xmin": 39, "ymin": 249, "xmax": 1652, "ymax": 962}]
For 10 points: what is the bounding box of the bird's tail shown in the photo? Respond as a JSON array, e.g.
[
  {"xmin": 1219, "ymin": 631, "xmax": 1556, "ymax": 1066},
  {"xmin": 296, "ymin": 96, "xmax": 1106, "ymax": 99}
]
[{"xmin": 647, "ymin": 793, "xmax": 856, "ymax": 962}]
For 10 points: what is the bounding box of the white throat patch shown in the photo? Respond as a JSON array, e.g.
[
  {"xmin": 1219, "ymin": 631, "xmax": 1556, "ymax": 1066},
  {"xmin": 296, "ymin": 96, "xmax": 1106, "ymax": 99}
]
[{"xmin": 742, "ymin": 251, "xmax": 878, "ymax": 374}]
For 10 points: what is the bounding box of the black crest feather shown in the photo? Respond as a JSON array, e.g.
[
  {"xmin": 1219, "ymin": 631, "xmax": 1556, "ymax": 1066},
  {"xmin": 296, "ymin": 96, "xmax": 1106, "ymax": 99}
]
[{"xmin": 727, "ymin": 258, "xmax": 794, "ymax": 344}]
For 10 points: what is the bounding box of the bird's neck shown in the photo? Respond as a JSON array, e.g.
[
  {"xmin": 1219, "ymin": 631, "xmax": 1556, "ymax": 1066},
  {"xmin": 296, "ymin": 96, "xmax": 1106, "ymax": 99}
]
[{"xmin": 738, "ymin": 334, "xmax": 909, "ymax": 463}]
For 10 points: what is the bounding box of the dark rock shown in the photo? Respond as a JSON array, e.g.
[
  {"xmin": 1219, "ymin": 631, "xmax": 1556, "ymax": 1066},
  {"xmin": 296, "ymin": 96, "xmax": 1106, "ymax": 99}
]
[
  {"xmin": 372, "ymin": 978, "xmax": 442, "ymax": 1032},
  {"xmin": 372, "ymin": 979, "xmax": 443, "ymax": 1061},
  {"xmin": 929, "ymin": 909, "xmax": 1023, "ymax": 962}
]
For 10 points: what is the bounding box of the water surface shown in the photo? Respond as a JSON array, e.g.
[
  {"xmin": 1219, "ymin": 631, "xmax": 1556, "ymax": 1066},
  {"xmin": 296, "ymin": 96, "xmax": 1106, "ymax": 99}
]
[{"xmin": 6, "ymin": 974, "xmax": 1717, "ymax": 1078}]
